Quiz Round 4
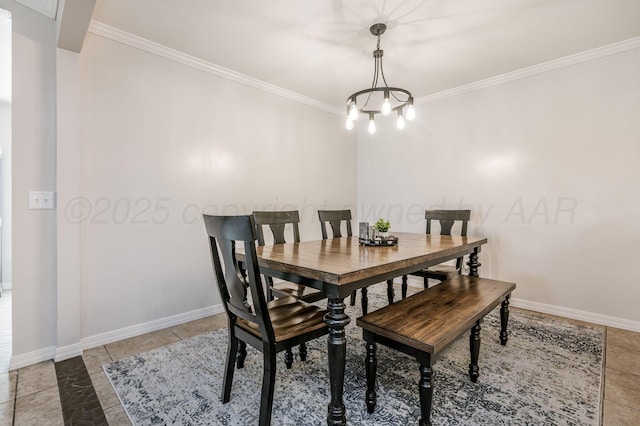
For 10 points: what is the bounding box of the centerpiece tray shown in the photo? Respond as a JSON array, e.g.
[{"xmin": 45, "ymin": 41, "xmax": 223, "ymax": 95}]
[{"xmin": 359, "ymin": 236, "xmax": 399, "ymax": 246}]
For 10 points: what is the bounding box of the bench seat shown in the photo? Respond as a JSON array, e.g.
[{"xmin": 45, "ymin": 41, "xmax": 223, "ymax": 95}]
[{"xmin": 356, "ymin": 275, "xmax": 516, "ymax": 426}]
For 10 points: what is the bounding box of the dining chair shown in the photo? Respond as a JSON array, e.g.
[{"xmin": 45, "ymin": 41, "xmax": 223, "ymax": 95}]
[
  {"xmin": 254, "ymin": 210, "xmax": 325, "ymax": 366},
  {"xmin": 317, "ymin": 209, "xmax": 395, "ymax": 315},
  {"xmin": 253, "ymin": 210, "xmax": 325, "ymax": 304},
  {"xmin": 203, "ymin": 214, "xmax": 329, "ymax": 426},
  {"xmin": 401, "ymin": 209, "xmax": 471, "ymax": 298}
]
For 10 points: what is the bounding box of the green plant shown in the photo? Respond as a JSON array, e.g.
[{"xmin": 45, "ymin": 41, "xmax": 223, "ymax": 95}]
[{"xmin": 373, "ymin": 218, "xmax": 390, "ymax": 232}]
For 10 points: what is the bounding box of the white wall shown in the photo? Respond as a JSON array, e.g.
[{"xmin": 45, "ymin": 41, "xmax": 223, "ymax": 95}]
[
  {"xmin": 0, "ymin": 0, "xmax": 58, "ymax": 364},
  {"xmin": 358, "ymin": 48, "xmax": 640, "ymax": 327},
  {"xmin": 76, "ymin": 33, "xmax": 356, "ymax": 338},
  {"xmin": 4, "ymin": 0, "xmax": 638, "ymax": 366}
]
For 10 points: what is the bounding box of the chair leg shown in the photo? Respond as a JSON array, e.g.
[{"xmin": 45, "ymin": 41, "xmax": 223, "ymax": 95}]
[
  {"xmin": 285, "ymin": 347, "xmax": 294, "ymax": 369},
  {"xmin": 299, "ymin": 343, "xmax": 307, "ymax": 361},
  {"xmin": 365, "ymin": 341, "xmax": 377, "ymax": 413},
  {"xmin": 266, "ymin": 276, "xmax": 275, "ymax": 302},
  {"xmin": 423, "ymin": 275, "xmax": 429, "ymax": 289},
  {"xmin": 350, "ymin": 290, "xmax": 357, "ymax": 306},
  {"xmin": 418, "ymin": 363, "xmax": 434, "ymax": 426},
  {"xmin": 401, "ymin": 275, "xmax": 408, "ymax": 299},
  {"xmin": 387, "ymin": 280, "xmax": 395, "ymax": 304},
  {"xmin": 259, "ymin": 348, "xmax": 277, "ymax": 426},
  {"xmin": 469, "ymin": 320, "xmax": 481, "ymax": 383},
  {"xmin": 361, "ymin": 287, "xmax": 369, "ymax": 315},
  {"xmin": 236, "ymin": 341, "xmax": 247, "ymax": 369},
  {"xmin": 500, "ymin": 295, "xmax": 511, "ymax": 345},
  {"xmin": 222, "ymin": 333, "xmax": 239, "ymax": 403}
]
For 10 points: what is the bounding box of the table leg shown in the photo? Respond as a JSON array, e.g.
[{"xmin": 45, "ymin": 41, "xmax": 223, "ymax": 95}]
[
  {"xmin": 467, "ymin": 247, "xmax": 482, "ymax": 277},
  {"xmin": 325, "ymin": 298, "xmax": 350, "ymax": 425},
  {"xmin": 500, "ymin": 295, "xmax": 511, "ymax": 346}
]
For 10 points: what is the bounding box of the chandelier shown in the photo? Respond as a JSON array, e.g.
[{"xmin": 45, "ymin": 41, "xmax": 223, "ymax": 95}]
[{"xmin": 346, "ymin": 23, "xmax": 415, "ymax": 134}]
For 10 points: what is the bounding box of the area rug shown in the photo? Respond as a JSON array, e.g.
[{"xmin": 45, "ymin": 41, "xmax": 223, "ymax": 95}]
[{"xmin": 104, "ymin": 286, "xmax": 604, "ymax": 425}]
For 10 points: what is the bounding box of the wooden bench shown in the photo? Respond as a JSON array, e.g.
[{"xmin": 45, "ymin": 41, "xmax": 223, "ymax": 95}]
[{"xmin": 356, "ymin": 275, "xmax": 516, "ymax": 426}]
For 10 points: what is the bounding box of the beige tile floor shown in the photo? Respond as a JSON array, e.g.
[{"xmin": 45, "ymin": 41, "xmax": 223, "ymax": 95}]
[{"xmin": 0, "ymin": 294, "xmax": 638, "ymax": 425}]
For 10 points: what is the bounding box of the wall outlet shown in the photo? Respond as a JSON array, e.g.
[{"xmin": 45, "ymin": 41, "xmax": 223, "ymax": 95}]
[{"xmin": 28, "ymin": 191, "xmax": 56, "ymax": 210}]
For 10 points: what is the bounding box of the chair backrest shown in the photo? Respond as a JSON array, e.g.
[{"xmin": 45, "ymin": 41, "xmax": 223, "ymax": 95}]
[
  {"xmin": 318, "ymin": 209, "xmax": 353, "ymax": 239},
  {"xmin": 425, "ymin": 209, "xmax": 471, "ymax": 236},
  {"xmin": 253, "ymin": 210, "xmax": 300, "ymax": 246},
  {"xmin": 203, "ymin": 214, "xmax": 274, "ymax": 342}
]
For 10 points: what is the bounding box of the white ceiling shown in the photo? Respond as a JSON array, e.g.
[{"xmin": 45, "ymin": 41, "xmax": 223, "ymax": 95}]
[{"xmin": 88, "ymin": 0, "xmax": 640, "ymax": 110}]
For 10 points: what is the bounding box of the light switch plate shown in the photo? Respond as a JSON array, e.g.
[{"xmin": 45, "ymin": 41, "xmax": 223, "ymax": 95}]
[{"xmin": 28, "ymin": 191, "xmax": 56, "ymax": 210}]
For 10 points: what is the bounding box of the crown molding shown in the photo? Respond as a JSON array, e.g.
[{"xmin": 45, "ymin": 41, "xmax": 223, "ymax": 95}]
[
  {"xmin": 87, "ymin": 20, "xmax": 640, "ymax": 115},
  {"xmin": 88, "ymin": 21, "xmax": 343, "ymax": 116},
  {"xmin": 417, "ymin": 36, "xmax": 640, "ymax": 105},
  {"xmin": 14, "ymin": 0, "xmax": 58, "ymax": 19}
]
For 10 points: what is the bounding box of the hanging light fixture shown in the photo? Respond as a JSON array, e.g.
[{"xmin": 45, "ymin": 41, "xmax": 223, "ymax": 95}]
[{"xmin": 345, "ymin": 23, "xmax": 415, "ymax": 133}]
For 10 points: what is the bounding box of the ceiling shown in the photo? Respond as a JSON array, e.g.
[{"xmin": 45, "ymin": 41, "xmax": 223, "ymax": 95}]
[{"xmin": 87, "ymin": 0, "xmax": 640, "ymax": 110}]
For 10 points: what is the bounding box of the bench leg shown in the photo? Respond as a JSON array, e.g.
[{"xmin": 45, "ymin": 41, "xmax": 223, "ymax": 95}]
[
  {"xmin": 401, "ymin": 275, "xmax": 408, "ymax": 299},
  {"xmin": 418, "ymin": 363, "xmax": 433, "ymax": 426},
  {"xmin": 285, "ymin": 347, "xmax": 293, "ymax": 369},
  {"xmin": 365, "ymin": 341, "xmax": 377, "ymax": 413},
  {"xmin": 387, "ymin": 280, "xmax": 395, "ymax": 304},
  {"xmin": 500, "ymin": 295, "xmax": 511, "ymax": 345},
  {"xmin": 361, "ymin": 287, "xmax": 369, "ymax": 315},
  {"xmin": 299, "ymin": 343, "xmax": 307, "ymax": 361},
  {"xmin": 469, "ymin": 320, "xmax": 481, "ymax": 383}
]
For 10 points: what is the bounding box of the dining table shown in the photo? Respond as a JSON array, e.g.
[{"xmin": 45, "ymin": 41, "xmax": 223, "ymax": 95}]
[{"xmin": 253, "ymin": 231, "xmax": 488, "ymax": 425}]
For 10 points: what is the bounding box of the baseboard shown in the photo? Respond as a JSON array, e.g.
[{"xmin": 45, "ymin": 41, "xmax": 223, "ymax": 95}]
[
  {"xmin": 405, "ymin": 278, "xmax": 640, "ymax": 332},
  {"xmin": 510, "ymin": 298, "xmax": 640, "ymax": 333},
  {"xmin": 1, "ymin": 282, "xmax": 11, "ymax": 291},
  {"xmin": 9, "ymin": 304, "xmax": 225, "ymax": 371},
  {"xmin": 55, "ymin": 343, "xmax": 84, "ymax": 362},
  {"xmin": 80, "ymin": 304, "xmax": 225, "ymax": 350},
  {"xmin": 10, "ymin": 346, "xmax": 56, "ymax": 371}
]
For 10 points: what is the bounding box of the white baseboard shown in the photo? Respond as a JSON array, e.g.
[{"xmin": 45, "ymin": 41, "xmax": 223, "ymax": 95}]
[
  {"xmin": 1, "ymin": 282, "xmax": 11, "ymax": 291},
  {"xmin": 10, "ymin": 346, "xmax": 56, "ymax": 371},
  {"xmin": 9, "ymin": 291, "xmax": 640, "ymax": 371},
  {"xmin": 510, "ymin": 298, "xmax": 640, "ymax": 333},
  {"xmin": 55, "ymin": 343, "xmax": 84, "ymax": 362},
  {"xmin": 9, "ymin": 304, "xmax": 225, "ymax": 371},
  {"xmin": 405, "ymin": 278, "xmax": 640, "ymax": 332},
  {"xmin": 80, "ymin": 304, "xmax": 225, "ymax": 350}
]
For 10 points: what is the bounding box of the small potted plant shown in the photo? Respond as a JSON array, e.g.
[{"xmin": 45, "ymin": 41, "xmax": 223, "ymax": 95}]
[{"xmin": 373, "ymin": 218, "xmax": 391, "ymax": 238}]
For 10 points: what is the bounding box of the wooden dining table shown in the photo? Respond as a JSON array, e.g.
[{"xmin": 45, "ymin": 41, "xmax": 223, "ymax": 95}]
[{"xmin": 254, "ymin": 232, "xmax": 488, "ymax": 425}]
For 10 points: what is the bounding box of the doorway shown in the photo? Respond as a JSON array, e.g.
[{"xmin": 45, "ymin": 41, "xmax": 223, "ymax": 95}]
[{"xmin": 0, "ymin": 8, "xmax": 12, "ymax": 373}]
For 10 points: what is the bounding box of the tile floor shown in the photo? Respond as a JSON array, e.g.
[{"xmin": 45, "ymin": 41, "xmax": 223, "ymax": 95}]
[{"xmin": 0, "ymin": 287, "xmax": 638, "ymax": 425}]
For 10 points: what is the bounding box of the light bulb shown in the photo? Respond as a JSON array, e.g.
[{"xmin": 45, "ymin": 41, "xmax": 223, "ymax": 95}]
[
  {"xmin": 382, "ymin": 97, "xmax": 391, "ymax": 116},
  {"xmin": 406, "ymin": 104, "xmax": 415, "ymax": 121},
  {"xmin": 396, "ymin": 114, "xmax": 405, "ymax": 129},
  {"xmin": 345, "ymin": 118, "xmax": 354, "ymax": 130},
  {"xmin": 368, "ymin": 116, "xmax": 376, "ymax": 134},
  {"xmin": 348, "ymin": 102, "xmax": 358, "ymax": 121}
]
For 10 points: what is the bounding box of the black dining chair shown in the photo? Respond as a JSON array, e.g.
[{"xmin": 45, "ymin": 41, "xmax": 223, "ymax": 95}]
[
  {"xmin": 401, "ymin": 209, "xmax": 471, "ymax": 298},
  {"xmin": 253, "ymin": 210, "xmax": 325, "ymax": 304},
  {"xmin": 254, "ymin": 210, "xmax": 325, "ymax": 366},
  {"xmin": 317, "ymin": 209, "xmax": 395, "ymax": 315},
  {"xmin": 203, "ymin": 214, "xmax": 329, "ymax": 426}
]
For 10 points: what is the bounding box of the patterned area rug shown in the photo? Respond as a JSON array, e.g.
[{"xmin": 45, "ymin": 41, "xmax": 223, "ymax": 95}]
[{"xmin": 104, "ymin": 286, "xmax": 604, "ymax": 425}]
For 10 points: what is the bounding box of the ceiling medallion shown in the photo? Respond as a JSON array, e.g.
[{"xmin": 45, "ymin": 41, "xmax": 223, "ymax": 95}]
[{"xmin": 346, "ymin": 23, "xmax": 415, "ymax": 134}]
